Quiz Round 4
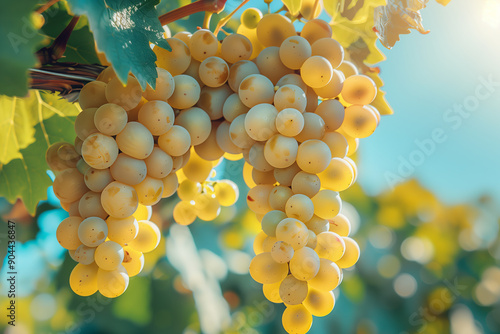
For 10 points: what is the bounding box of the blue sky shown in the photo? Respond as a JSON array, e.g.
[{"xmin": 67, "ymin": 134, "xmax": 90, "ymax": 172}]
[{"xmin": 357, "ymin": 0, "xmax": 500, "ymax": 204}]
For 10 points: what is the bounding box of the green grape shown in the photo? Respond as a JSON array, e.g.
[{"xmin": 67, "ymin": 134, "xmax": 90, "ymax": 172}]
[
  {"xmin": 273, "ymin": 163, "xmax": 301, "ymax": 187},
  {"xmin": 261, "ymin": 210, "xmax": 287, "ymax": 237},
  {"xmin": 241, "ymin": 8, "xmax": 263, "ymax": 29}
]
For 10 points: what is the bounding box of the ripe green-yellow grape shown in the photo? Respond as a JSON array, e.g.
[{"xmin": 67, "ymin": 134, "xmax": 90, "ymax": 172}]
[
  {"xmin": 341, "ymin": 74, "xmax": 377, "ymax": 105},
  {"xmin": 197, "ymin": 85, "xmax": 233, "ymax": 120},
  {"xmin": 78, "ymin": 216, "xmax": 108, "ymax": 247},
  {"xmin": 335, "ymin": 237, "xmax": 360, "ymax": 268},
  {"xmin": 311, "ymin": 190, "xmax": 342, "ymax": 219},
  {"xmin": 269, "ymin": 185, "xmax": 293, "ymax": 211},
  {"xmin": 296, "ymin": 139, "xmax": 332, "ymax": 174},
  {"xmin": 246, "ymin": 184, "xmax": 273, "ymax": 214},
  {"xmin": 115, "ymin": 122, "xmax": 154, "ymax": 159},
  {"xmin": 133, "ymin": 204, "xmax": 152, "ymax": 221},
  {"xmin": 262, "ymin": 236, "xmax": 278, "ymax": 253},
  {"xmin": 182, "ymin": 150, "xmax": 213, "ymax": 183},
  {"xmin": 173, "ymin": 200, "xmax": 197, "ymax": 225},
  {"xmin": 303, "ymin": 288, "xmax": 335, "ymax": 317},
  {"xmin": 245, "ymin": 103, "xmax": 278, "ymax": 141},
  {"xmin": 279, "ymin": 274, "xmax": 308, "ymax": 305},
  {"xmin": 301, "ymin": 19, "xmax": 332, "ymax": 45},
  {"xmin": 308, "ymin": 258, "xmax": 342, "ymax": 291},
  {"xmin": 105, "ymin": 75, "xmax": 142, "ymax": 111},
  {"xmin": 342, "ymin": 105, "xmax": 379, "ymax": 139},
  {"xmin": 138, "ymin": 100, "xmax": 175, "ymax": 136},
  {"xmin": 285, "ymin": 194, "xmax": 314, "ymax": 222},
  {"xmin": 290, "ymin": 246, "xmax": 320, "ymax": 281},
  {"xmin": 190, "ymin": 29, "xmax": 218, "ymax": 61},
  {"xmin": 134, "ymin": 176, "xmax": 164, "ymax": 206},
  {"xmin": 177, "ymin": 179, "xmax": 201, "ymax": 201},
  {"xmin": 263, "ymin": 281, "xmax": 283, "ymax": 303},
  {"xmin": 97, "ymin": 264, "xmax": 129, "ymax": 298},
  {"xmin": 70, "ymin": 263, "xmax": 99, "ymax": 296},
  {"xmin": 82, "ymin": 133, "xmax": 119, "ymax": 169},
  {"xmin": 84, "ymin": 168, "xmax": 113, "ymax": 192},
  {"xmin": 271, "ymin": 241, "xmax": 294, "ymax": 263},
  {"xmin": 56, "ymin": 216, "xmax": 83, "ymax": 250},
  {"xmin": 161, "ymin": 172, "xmax": 179, "ymax": 198},
  {"xmin": 291, "ymin": 171, "xmax": 320, "ymax": 198},
  {"xmin": 229, "ymin": 114, "xmax": 255, "ymax": 149},
  {"xmin": 300, "ymin": 0, "xmax": 322, "ymax": 20},
  {"xmin": 158, "ymin": 125, "xmax": 191, "ymax": 157},
  {"xmin": 273, "ymin": 163, "xmax": 301, "ymax": 187},
  {"xmin": 77, "ymin": 158, "xmax": 91, "ymax": 175},
  {"xmin": 101, "ymin": 181, "xmax": 139, "ymax": 218},
  {"xmin": 221, "ymin": 34, "xmax": 253, "ymax": 64},
  {"xmin": 106, "ymin": 216, "xmax": 139, "ymax": 245},
  {"xmin": 306, "ymin": 230, "xmax": 317, "ymax": 249},
  {"xmin": 168, "ymin": 74, "xmax": 201, "ymax": 109},
  {"xmin": 276, "ymin": 218, "xmax": 309, "ymax": 250},
  {"xmin": 319, "ymin": 157, "xmax": 355, "ymax": 192},
  {"xmin": 223, "ymin": 93, "xmax": 249, "ymax": 122},
  {"xmin": 95, "ymin": 240, "xmax": 124, "ymax": 271},
  {"xmin": 94, "ymin": 103, "xmax": 128, "ymax": 136},
  {"xmin": 311, "ymin": 38, "xmax": 344, "ymax": 69},
  {"xmin": 175, "ymin": 107, "xmax": 211, "ymax": 145},
  {"xmin": 79, "ymin": 191, "xmax": 107, "ymax": 219},
  {"xmin": 253, "ymin": 231, "xmax": 267, "ymax": 255},
  {"xmin": 128, "ymin": 220, "xmax": 161, "ymax": 253},
  {"xmin": 315, "ymin": 232, "xmax": 346, "ymax": 262},
  {"xmin": 145, "ymin": 147, "xmax": 173, "ymax": 179},
  {"xmin": 75, "ymin": 108, "xmax": 99, "ymax": 140},
  {"xmin": 274, "ymin": 85, "xmax": 307, "ymax": 112},
  {"xmin": 305, "ymin": 215, "xmax": 329, "ymax": 235},
  {"xmin": 122, "ymin": 245, "xmax": 144, "ymax": 277},
  {"xmin": 264, "ymin": 134, "xmax": 298, "ymax": 169},
  {"xmin": 74, "ymin": 245, "xmax": 96, "ymax": 265},
  {"xmin": 227, "ymin": 60, "xmax": 259, "ymax": 92},
  {"xmin": 194, "ymin": 123, "xmax": 225, "ymax": 161},
  {"xmin": 214, "ymin": 180, "xmax": 239, "ymax": 206},
  {"xmin": 252, "ymin": 168, "xmax": 275, "ymax": 185},
  {"xmin": 194, "ymin": 193, "xmax": 220, "ymax": 221},
  {"xmin": 79, "ymin": 81, "xmax": 107, "ymax": 109},
  {"xmin": 199, "ymin": 56, "xmax": 229, "ymax": 87},
  {"xmin": 300, "ymin": 56, "xmax": 333, "ymax": 89},
  {"xmin": 294, "ymin": 112, "xmax": 326, "ymax": 142},
  {"xmin": 338, "ymin": 60, "xmax": 359, "ymax": 78},
  {"xmin": 46, "ymin": 142, "xmax": 80, "ymax": 172},
  {"xmin": 277, "ymin": 74, "xmax": 308, "ymax": 93},
  {"xmin": 241, "ymin": 7, "xmax": 263, "ymax": 29},
  {"xmin": 256, "ymin": 14, "xmax": 296, "ymax": 47},
  {"xmin": 256, "ymin": 47, "xmax": 294, "ymax": 84},
  {"xmin": 329, "ymin": 214, "xmax": 351, "ymax": 237},
  {"xmin": 261, "ymin": 210, "xmax": 287, "ymax": 237},
  {"xmin": 143, "ymin": 68, "xmax": 175, "ymax": 101},
  {"xmin": 239, "ymin": 74, "xmax": 275, "ymax": 108},
  {"xmin": 53, "ymin": 168, "xmax": 88, "ymax": 203},
  {"xmin": 279, "ymin": 36, "xmax": 312, "ymax": 70},
  {"xmin": 313, "ymin": 69, "xmax": 344, "ymax": 99},
  {"xmin": 249, "ymin": 252, "xmax": 288, "ymax": 284},
  {"xmin": 110, "ymin": 153, "xmax": 147, "ymax": 186},
  {"xmin": 322, "ymin": 132, "xmax": 348, "ymax": 159},
  {"xmin": 315, "ymin": 99, "xmax": 345, "ymax": 132},
  {"xmin": 282, "ymin": 304, "xmax": 313, "ymax": 334},
  {"xmin": 154, "ymin": 38, "xmax": 191, "ymax": 76},
  {"xmin": 248, "ymin": 142, "xmax": 272, "ymax": 172}
]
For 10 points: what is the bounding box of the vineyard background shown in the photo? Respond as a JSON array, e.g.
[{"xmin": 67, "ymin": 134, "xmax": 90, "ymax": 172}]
[{"xmin": 1, "ymin": 0, "xmax": 500, "ymax": 334}]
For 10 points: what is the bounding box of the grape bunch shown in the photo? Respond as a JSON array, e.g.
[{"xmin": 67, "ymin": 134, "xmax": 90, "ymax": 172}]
[{"xmin": 46, "ymin": 3, "xmax": 381, "ymax": 332}]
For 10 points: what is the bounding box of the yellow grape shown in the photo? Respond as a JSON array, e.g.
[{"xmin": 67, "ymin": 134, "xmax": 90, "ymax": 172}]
[
  {"xmin": 53, "ymin": 168, "xmax": 88, "ymax": 203},
  {"xmin": 300, "ymin": 56, "xmax": 333, "ymax": 89},
  {"xmin": 308, "ymin": 258, "xmax": 342, "ymax": 291},
  {"xmin": 78, "ymin": 216, "xmax": 108, "ymax": 247},
  {"xmin": 197, "ymin": 85, "xmax": 233, "ymax": 120},
  {"xmin": 306, "ymin": 230, "xmax": 317, "ymax": 249},
  {"xmin": 315, "ymin": 98, "xmax": 345, "ymax": 132},
  {"xmin": 273, "ymin": 163, "xmax": 301, "ymax": 187},
  {"xmin": 305, "ymin": 215, "xmax": 329, "ymax": 235},
  {"xmin": 277, "ymin": 74, "xmax": 308, "ymax": 93},
  {"xmin": 173, "ymin": 200, "xmax": 197, "ymax": 225},
  {"xmin": 161, "ymin": 173, "xmax": 179, "ymax": 198},
  {"xmin": 199, "ymin": 56, "xmax": 229, "ymax": 87},
  {"xmin": 229, "ymin": 114, "xmax": 255, "ymax": 149},
  {"xmin": 271, "ymin": 241, "xmax": 294, "ymax": 264},
  {"xmin": 105, "ymin": 75, "xmax": 142, "ymax": 111},
  {"xmin": 263, "ymin": 281, "xmax": 283, "ymax": 303},
  {"xmin": 319, "ymin": 157, "xmax": 355, "ymax": 192},
  {"xmin": 145, "ymin": 147, "xmax": 173, "ymax": 179},
  {"xmin": 56, "ymin": 216, "xmax": 83, "ymax": 250},
  {"xmin": 194, "ymin": 193, "xmax": 220, "ymax": 221},
  {"xmin": 133, "ymin": 203, "xmax": 152, "ymax": 221},
  {"xmin": 101, "ymin": 181, "xmax": 139, "ymax": 218},
  {"xmin": 335, "ymin": 237, "xmax": 360, "ymax": 268},
  {"xmin": 282, "ymin": 304, "xmax": 313, "ymax": 334},
  {"xmin": 245, "ymin": 103, "xmax": 278, "ymax": 142},
  {"xmin": 134, "ymin": 176, "xmax": 164, "ymax": 206},
  {"xmin": 177, "ymin": 179, "xmax": 201, "ymax": 201},
  {"xmin": 329, "ymin": 213, "xmax": 351, "ymax": 237},
  {"xmin": 73, "ymin": 245, "xmax": 96, "ymax": 265},
  {"xmin": 95, "ymin": 240, "xmax": 124, "ymax": 271},
  {"xmin": 341, "ymin": 74, "xmax": 377, "ymax": 105},
  {"xmin": 256, "ymin": 46, "xmax": 293, "ymax": 84},
  {"xmin": 84, "ymin": 167, "xmax": 113, "ymax": 192},
  {"xmin": 189, "ymin": 29, "xmax": 218, "ymax": 61},
  {"xmin": 285, "ymin": 194, "xmax": 314, "ymax": 222},
  {"xmin": 158, "ymin": 125, "xmax": 191, "ymax": 157},
  {"xmin": 342, "ymin": 105, "xmax": 379, "ymax": 139},
  {"xmin": 300, "ymin": 0, "xmax": 322, "ymax": 20},
  {"xmin": 110, "ymin": 153, "xmax": 147, "ymax": 186},
  {"xmin": 256, "ymin": 14, "xmax": 296, "ymax": 47},
  {"xmin": 241, "ymin": 8, "xmax": 263, "ymax": 29},
  {"xmin": 221, "ymin": 34, "xmax": 253, "ymax": 63},
  {"xmin": 154, "ymin": 38, "xmax": 191, "ymax": 76},
  {"xmin": 249, "ymin": 252, "xmax": 288, "ymax": 284},
  {"xmin": 301, "ymin": 19, "xmax": 332, "ymax": 45},
  {"xmin": 274, "ymin": 85, "xmax": 307, "ymax": 112},
  {"xmin": 262, "ymin": 236, "xmax": 277, "ymax": 252},
  {"xmin": 168, "ymin": 74, "xmax": 201, "ymax": 109},
  {"xmin": 128, "ymin": 220, "xmax": 161, "ymax": 253},
  {"xmin": 290, "ymin": 246, "xmax": 320, "ymax": 281},
  {"xmin": 291, "ymin": 171, "xmax": 320, "ymax": 198},
  {"xmin": 313, "ymin": 69, "xmax": 344, "ymax": 99},
  {"xmin": 264, "ymin": 134, "xmax": 298, "ymax": 169},
  {"xmin": 227, "ymin": 60, "xmax": 259, "ymax": 92},
  {"xmin": 276, "ymin": 218, "xmax": 309, "ymax": 250},
  {"xmin": 239, "ymin": 74, "xmax": 275, "ymax": 108},
  {"xmin": 268, "ymin": 185, "xmax": 293, "ymax": 212},
  {"xmin": 122, "ymin": 245, "xmax": 144, "ymax": 277},
  {"xmin": 261, "ymin": 210, "xmax": 287, "ymax": 237},
  {"xmin": 311, "ymin": 190, "xmax": 342, "ymax": 220},
  {"xmin": 70, "ymin": 263, "xmax": 99, "ymax": 296},
  {"xmin": 143, "ymin": 68, "xmax": 175, "ymax": 101},
  {"xmin": 97, "ymin": 264, "xmax": 129, "ymax": 298},
  {"xmin": 338, "ymin": 60, "xmax": 359, "ymax": 78},
  {"xmin": 296, "ymin": 139, "xmax": 332, "ymax": 174},
  {"xmin": 315, "ymin": 231, "xmax": 346, "ymax": 262},
  {"xmin": 78, "ymin": 191, "xmax": 107, "ymax": 219},
  {"xmin": 279, "ymin": 274, "xmax": 308, "ymax": 305},
  {"xmin": 253, "ymin": 231, "xmax": 268, "ymax": 255},
  {"xmin": 173, "ymin": 31, "xmax": 191, "ymax": 45},
  {"xmin": 279, "ymin": 36, "xmax": 312, "ymax": 70},
  {"xmin": 82, "ymin": 133, "xmax": 119, "ymax": 169},
  {"xmin": 182, "ymin": 150, "xmax": 213, "ymax": 182},
  {"xmin": 311, "ymin": 38, "xmax": 344, "ymax": 69},
  {"xmin": 252, "ymin": 168, "xmax": 275, "ymax": 185},
  {"xmin": 46, "ymin": 142, "xmax": 80, "ymax": 172},
  {"xmin": 94, "ymin": 103, "xmax": 128, "ymax": 136},
  {"xmin": 246, "ymin": 184, "xmax": 273, "ymax": 214},
  {"xmin": 214, "ymin": 180, "xmax": 239, "ymax": 206},
  {"xmin": 303, "ymin": 288, "xmax": 335, "ymax": 317},
  {"xmin": 294, "ymin": 112, "xmax": 326, "ymax": 142},
  {"xmin": 194, "ymin": 122, "xmax": 225, "ymax": 161},
  {"xmin": 78, "ymin": 81, "xmax": 107, "ymax": 109},
  {"xmin": 106, "ymin": 216, "xmax": 139, "ymax": 245},
  {"xmin": 115, "ymin": 121, "xmax": 154, "ymax": 159},
  {"xmin": 137, "ymin": 100, "xmax": 175, "ymax": 136}
]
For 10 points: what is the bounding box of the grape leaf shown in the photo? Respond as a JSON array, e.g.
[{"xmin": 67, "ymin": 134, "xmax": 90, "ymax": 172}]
[
  {"xmin": 373, "ymin": 0, "xmax": 430, "ymax": 49},
  {"xmin": 40, "ymin": 2, "xmax": 100, "ymax": 64},
  {"xmin": 283, "ymin": 0, "xmax": 303, "ymax": 16},
  {"xmin": 0, "ymin": 90, "xmax": 80, "ymax": 165},
  {"xmin": 0, "ymin": 91, "xmax": 79, "ymax": 215},
  {"xmin": 0, "ymin": 0, "xmax": 44, "ymax": 97},
  {"xmin": 66, "ymin": 0, "xmax": 171, "ymax": 89}
]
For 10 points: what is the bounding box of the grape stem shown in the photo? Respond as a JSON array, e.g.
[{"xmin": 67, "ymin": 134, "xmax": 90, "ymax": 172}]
[
  {"xmin": 213, "ymin": 0, "xmax": 250, "ymax": 36},
  {"xmin": 36, "ymin": 16, "xmax": 80, "ymax": 64},
  {"xmin": 158, "ymin": 0, "xmax": 227, "ymax": 25},
  {"xmin": 36, "ymin": 0, "xmax": 61, "ymax": 14}
]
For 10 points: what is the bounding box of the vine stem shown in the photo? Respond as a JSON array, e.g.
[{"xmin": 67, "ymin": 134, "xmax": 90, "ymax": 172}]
[
  {"xmin": 37, "ymin": 16, "xmax": 80, "ymax": 64},
  {"xmin": 213, "ymin": 0, "xmax": 250, "ymax": 36},
  {"xmin": 159, "ymin": 0, "xmax": 227, "ymax": 25},
  {"xmin": 36, "ymin": 0, "xmax": 61, "ymax": 14}
]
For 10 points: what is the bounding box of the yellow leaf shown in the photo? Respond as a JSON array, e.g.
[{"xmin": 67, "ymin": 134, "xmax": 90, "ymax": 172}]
[{"xmin": 283, "ymin": 0, "xmax": 303, "ymax": 16}]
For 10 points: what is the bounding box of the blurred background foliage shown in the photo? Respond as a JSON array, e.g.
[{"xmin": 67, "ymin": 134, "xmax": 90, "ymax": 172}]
[{"xmin": 1, "ymin": 0, "xmax": 500, "ymax": 334}]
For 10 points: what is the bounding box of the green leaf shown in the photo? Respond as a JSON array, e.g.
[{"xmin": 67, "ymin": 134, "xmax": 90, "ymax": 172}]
[
  {"xmin": 0, "ymin": 91, "xmax": 79, "ymax": 214},
  {"xmin": 0, "ymin": 91, "xmax": 79, "ymax": 165},
  {"xmin": 0, "ymin": 0, "xmax": 44, "ymax": 97},
  {"xmin": 40, "ymin": 2, "xmax": 100, "ymax": 64},
  {"xmin": 283, "ymin": 0, "xmax": 303, "ymax": 16},
  {"xmin": 66, "ymin": 0, "xmax": 171, "ymax": 89}
]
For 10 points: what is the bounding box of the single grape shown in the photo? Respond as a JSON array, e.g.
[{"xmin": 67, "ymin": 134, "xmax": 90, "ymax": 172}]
[
  {"xmin": 56, "ymin": 216, "xmax": 83, "ymax": 250},
  {"xmin": 78, "ymin": 216, "xmax": 108, "ymax": 247},
  {"xmin": 154, "ymin": 38, "xmax": 191, "ymax": 76},
  {"xmin": 115, "ymin": 122, "xmax": 154, "ymax": 159}
]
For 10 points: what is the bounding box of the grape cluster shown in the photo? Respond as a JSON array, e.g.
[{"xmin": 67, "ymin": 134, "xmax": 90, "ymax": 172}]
[
  {"xmin": 46, "ymin": 4, "xmax": 381, "ymax": 332},
  {"xmin": 232, "ymin": 8, "xmax": 379, "ymax": 334}
]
